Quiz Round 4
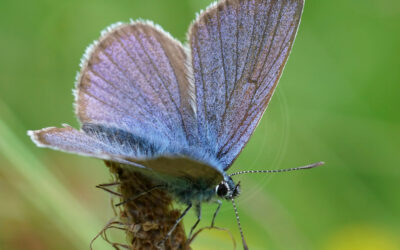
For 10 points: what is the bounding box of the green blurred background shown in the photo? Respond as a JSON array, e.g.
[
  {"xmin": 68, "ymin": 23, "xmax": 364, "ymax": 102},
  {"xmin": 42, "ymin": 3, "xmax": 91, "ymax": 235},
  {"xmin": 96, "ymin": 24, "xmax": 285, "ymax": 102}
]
[{"xmin": 1, "ymin": 0, "xmax": 399, "ymax": 249}]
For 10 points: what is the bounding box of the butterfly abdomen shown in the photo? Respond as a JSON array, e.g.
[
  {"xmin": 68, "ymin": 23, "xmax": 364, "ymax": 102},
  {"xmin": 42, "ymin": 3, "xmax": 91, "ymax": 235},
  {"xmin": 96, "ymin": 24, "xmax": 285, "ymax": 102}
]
[{"xmin": 165, "ymin": 177, "xmax": 217, "ymax": 204}]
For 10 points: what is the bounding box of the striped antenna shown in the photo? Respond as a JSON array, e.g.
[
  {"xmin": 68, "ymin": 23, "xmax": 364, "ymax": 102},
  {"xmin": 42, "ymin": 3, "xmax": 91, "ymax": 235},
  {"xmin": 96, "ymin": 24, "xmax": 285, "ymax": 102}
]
[
  {"xmin": 231, "ymin": 198, "xmax": 248, "ymax": 250},
  {"xmin": 229, "ymin": 161, "xmax": 325, "ymax": 177}
]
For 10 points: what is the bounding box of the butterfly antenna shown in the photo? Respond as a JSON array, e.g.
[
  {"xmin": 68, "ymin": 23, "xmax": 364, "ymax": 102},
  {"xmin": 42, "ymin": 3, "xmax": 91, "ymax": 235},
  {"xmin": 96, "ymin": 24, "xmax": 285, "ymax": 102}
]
[
  {"xmin": 231, "ymin": 198, "xmax": 248, "ymax": 250},
  {"xmin": 229, "ymin": 161, "xmax": 325, "ymax": 177}
]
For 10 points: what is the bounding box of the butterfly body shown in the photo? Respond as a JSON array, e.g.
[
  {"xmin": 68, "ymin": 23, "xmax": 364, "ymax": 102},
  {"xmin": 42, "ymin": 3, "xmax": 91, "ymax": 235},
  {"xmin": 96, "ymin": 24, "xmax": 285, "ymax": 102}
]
[{"xmin": 82, "ymin": 123, "xmax": 228, "ymax": 204}]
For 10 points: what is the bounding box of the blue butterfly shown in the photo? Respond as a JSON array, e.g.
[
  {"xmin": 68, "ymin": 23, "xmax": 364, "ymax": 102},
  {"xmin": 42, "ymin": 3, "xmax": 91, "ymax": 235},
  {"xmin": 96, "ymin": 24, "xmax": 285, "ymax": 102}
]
[{"xmin": 28, "ymin": 0, "xmax": 323, "ymax": 248}]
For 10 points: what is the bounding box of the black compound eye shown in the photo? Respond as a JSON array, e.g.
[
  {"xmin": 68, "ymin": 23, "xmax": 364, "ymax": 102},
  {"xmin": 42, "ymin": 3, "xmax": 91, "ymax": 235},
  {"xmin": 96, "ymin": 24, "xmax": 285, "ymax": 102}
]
[{"xmin": 216, "ymin": 183, "xmax": 228, "ymax": 197}]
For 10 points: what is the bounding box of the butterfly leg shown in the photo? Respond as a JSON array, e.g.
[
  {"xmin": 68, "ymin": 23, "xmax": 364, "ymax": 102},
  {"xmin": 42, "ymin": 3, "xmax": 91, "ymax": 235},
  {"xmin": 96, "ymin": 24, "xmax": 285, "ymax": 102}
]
[
  {"xmin": 158, "ymin": 203, "xmax": 192, "ymax": 248},
  {"xmin": 115, "ymin": 185, "xmax": 164, "ymax": 206},
  {"xmin": 211, "ymin": 200, "xmax": 222, "ymax": 227},
  {"xmin": 188, "ymin": 203, "xmax": 202, "ymax": 239},
  {"xmin": 96, "ymin": 182, "xmax": 123, "ymax": 197}
]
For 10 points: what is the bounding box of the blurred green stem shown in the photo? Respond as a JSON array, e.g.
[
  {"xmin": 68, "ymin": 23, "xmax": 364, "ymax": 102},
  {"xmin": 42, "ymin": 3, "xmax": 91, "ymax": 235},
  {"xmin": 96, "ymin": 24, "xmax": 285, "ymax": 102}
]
[{"xmin": 0, "ymin": 105, "xmax": 109, "ymax": 249}]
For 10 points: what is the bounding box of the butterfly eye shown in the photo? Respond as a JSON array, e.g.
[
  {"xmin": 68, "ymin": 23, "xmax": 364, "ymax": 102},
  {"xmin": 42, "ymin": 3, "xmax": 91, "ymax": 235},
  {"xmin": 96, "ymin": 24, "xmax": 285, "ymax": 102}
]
[{"xmin": 216, "ymin": 183, "xmax": 229, "ymax": 197}]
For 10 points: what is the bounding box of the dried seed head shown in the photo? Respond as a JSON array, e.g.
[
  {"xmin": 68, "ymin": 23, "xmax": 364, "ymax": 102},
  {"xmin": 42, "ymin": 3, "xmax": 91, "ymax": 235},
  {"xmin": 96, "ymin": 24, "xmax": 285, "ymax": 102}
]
[{"xmin": 105, "ymin": 161, "xmax": 189, "ymax": 250}]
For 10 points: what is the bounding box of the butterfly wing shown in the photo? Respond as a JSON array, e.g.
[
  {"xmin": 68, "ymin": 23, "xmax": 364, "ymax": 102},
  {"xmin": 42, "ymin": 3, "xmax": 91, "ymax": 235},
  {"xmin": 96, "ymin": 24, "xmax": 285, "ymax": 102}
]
[
  {"xmin": 76, "ymin": 22, "xmax": 196, "ymax": 145},
  {"xmin": 188, "ymin": 0, "xmax": 304, "ymax": 169},
  {"xmin": 29, "ymin": 124, "xmax": 223, "ymax": 183},
  {"xmin": 29, "ymin": 22, "xmax": 223, "ymax": 182},
  {"xmin": 28, "ymin": 125, "xmax": 144, "ymax": 167}
]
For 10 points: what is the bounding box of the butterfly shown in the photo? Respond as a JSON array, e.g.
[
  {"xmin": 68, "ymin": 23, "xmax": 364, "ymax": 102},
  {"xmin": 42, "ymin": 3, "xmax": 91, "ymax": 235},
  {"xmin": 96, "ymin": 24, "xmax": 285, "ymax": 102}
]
[{"xmin": 28, "ymin": 0, "xmax": 323, "ymax": 248}]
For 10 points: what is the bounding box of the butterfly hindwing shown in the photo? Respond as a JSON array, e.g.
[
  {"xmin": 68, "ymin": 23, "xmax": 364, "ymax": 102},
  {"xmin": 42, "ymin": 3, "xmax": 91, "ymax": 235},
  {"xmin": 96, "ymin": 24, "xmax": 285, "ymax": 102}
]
[
  {"xmin": 29, "ymin": 125, "xmax": 223, "ymax": 183},
  {"xmin": 28, "ymin": 125, "xmax": 145, "ymax": 167}
]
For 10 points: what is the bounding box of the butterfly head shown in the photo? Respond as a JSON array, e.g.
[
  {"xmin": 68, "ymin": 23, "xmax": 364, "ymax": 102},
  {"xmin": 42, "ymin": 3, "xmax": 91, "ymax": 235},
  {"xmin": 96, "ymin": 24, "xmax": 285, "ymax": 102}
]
[{"xmin": 215, "ymin": 176, "xmax": 241, "ymax": 200}]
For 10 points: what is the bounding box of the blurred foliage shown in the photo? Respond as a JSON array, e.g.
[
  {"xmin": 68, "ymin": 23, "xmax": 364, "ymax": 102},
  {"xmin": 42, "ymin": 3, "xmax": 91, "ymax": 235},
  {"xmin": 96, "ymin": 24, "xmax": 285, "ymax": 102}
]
[{"xmin": 0, "ymin": 0, "xmax": 399, "ymax": 249}]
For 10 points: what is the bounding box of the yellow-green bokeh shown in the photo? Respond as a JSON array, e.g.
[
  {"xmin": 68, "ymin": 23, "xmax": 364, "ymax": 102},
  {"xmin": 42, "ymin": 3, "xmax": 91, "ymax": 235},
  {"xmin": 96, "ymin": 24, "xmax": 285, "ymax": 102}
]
[{"xmin": 1, "ymin": 0, "xmax": 399, "ymax": 249}]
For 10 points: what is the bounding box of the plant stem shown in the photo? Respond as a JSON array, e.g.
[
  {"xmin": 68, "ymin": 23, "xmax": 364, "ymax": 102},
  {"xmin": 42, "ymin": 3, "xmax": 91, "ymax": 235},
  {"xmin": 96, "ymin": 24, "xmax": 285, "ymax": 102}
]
[{"xmin": 105, "ymin": 161, "xmax": 189, "ymax": 250}]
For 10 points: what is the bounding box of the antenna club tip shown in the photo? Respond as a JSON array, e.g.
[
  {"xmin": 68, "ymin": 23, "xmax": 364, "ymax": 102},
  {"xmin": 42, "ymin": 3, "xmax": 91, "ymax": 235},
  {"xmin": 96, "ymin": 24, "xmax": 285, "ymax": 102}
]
[{"xmin": 306, "ymin": 161, "xmax": 325, "ymax": 169}]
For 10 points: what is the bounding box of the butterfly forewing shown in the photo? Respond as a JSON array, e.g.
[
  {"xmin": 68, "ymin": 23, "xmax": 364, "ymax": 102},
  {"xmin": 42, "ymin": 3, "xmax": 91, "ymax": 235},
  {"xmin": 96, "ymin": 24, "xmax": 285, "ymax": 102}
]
[
  {"xmin": 76, "ymin": 23, "xmax": 196, "ymax": 145},
  {"xmin": 189, "ymin": 0, "xmax": 304, "ymax": 169}
]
